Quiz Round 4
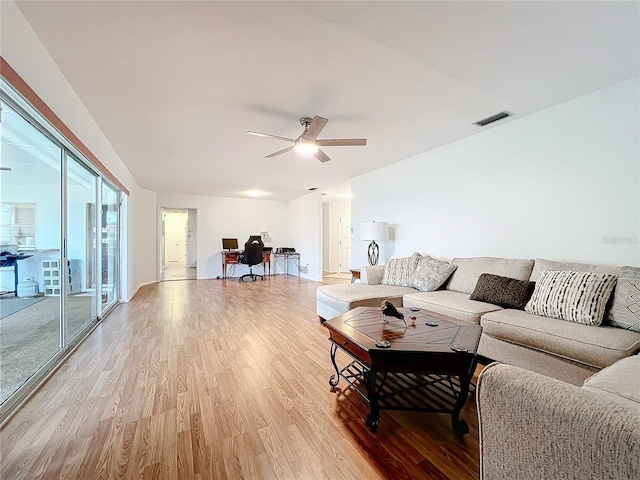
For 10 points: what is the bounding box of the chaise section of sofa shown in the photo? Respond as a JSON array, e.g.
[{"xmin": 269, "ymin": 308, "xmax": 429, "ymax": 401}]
[
  {"xmin": 477, "ymin": 359, "xmax": 640, "ymax": 480},
  {"xmin": 316, "ymin": 283, "xmax": 414, "ymax": 322}
]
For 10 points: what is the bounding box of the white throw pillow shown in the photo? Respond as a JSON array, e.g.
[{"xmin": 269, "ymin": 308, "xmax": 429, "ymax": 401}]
[
  {"xmin": 524, "ymin": 270, "xmax": 617, "ymax": 326},
  {"xmin": 381, "ymin": 252, "xmax": 422, "ymax": 287},
  {"xmin": 608, "ymin": 266, "xmax": 640, "ymax": 332},
  {"xmin": 409, "ymin": 256, "xmax": 457, "ymax": 292}
]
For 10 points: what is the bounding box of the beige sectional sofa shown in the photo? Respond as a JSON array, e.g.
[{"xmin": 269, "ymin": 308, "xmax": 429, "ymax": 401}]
[
  {"xmin": 476, "ymin": 357, "xmax": 640, "ymax": 480},
  {"xmin": 316, "ymin": 256, "xmax": 640, "ymax": 385}
]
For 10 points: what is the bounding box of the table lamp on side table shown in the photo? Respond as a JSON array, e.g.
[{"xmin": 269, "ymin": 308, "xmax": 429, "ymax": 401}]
[{"xmin": 360, "ymin": 221, "xmax": 388, "ymax": 266}]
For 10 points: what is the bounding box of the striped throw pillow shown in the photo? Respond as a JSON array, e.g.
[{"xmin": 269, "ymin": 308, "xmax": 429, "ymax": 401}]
[{"xmin": 524, "ymin": 270, "xmax": 617, "ymax": 326}]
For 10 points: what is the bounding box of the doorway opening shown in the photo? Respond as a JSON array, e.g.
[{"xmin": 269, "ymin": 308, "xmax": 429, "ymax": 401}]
[
  {"xmin": 160, "ymin": 208, "xmax": 197, "ymax": 281},
  {"xmin": 321, "ymin": 198, "xmax": 352, "ymax": 283}
]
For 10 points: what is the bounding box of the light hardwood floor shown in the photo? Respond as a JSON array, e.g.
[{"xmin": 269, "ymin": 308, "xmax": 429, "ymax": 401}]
[{"xmin": 1, "ymin": 276, "xmax": 480, "ymax": 479}]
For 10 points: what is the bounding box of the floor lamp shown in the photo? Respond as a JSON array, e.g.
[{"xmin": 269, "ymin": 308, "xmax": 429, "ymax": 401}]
[{"xmin": 360, "ymin": 221, "xmax": 388, "ymax": 266}]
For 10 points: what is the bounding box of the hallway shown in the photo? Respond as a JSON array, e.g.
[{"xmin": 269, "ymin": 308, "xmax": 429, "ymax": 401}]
[{"xmin": 160, "ymin": 263, "xmax": 197, "ymax": 281}]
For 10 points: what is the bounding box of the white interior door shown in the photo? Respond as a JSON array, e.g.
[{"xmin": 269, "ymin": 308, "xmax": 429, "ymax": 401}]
[
  {"xmin": 165, "ymin": 211, "xmax": 187, "ymax": 264},
  {"xmin": 339, "ymin": 210, "xmax": 352, "ymax": 272}
]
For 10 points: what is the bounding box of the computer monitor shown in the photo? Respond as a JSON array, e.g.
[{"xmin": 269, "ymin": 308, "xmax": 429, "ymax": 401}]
[{"xmin": 222, "ymin": 238, "xmax": 238, "ymax": 250}]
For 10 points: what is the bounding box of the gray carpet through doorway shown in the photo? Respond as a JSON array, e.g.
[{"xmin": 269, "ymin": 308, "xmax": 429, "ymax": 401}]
[
  {"xmin": 0, "ymin": 295, "xmax": 94, "ymax": 403},
  {"xmin": 0, "ymin": 296, "xmax": 46, "ymax": 319}
]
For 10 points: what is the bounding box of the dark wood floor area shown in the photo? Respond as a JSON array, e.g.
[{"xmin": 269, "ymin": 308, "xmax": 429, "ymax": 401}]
[{"xmin": 0, "ymin": 276, "xmax": 480, "ymax": 479}]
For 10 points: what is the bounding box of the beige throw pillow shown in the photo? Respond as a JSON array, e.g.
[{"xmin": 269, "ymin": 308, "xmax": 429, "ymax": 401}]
[
  {"xmin": 608, "ymin": 266, "xmax": 640, "ymax": 332},
  {"xmin": 409, "ymin": 256, "xmax": 457, "ymax": 292},
  {"xmin": 382, "ymin": 252, "xmax": 422, "ymax": 287}
]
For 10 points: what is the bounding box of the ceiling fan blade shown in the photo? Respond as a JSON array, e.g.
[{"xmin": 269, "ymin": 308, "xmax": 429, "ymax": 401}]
[
  {"xmin": 302, "ymin": 116, "xmax": 328, "ymax": 141},
  {"xmin": 316, "ymin": 138, "xmax": 367, "ymax": 147},
  {"xmin": 314, "ymin": 149, "xmax": 331, "ymax": 163},
  {"xmin": 265, "ymin": 146, "xmax": 295, "ymax": 158},
  {"xmin": 246, "ymin": 131, "xmax": 295, "ymax": 142}
]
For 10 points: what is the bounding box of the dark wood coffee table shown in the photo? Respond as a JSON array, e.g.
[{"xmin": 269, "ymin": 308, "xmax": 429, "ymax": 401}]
[{"xmin": 324, "ymin": 306, "xmax": 482, "ymax": 435}]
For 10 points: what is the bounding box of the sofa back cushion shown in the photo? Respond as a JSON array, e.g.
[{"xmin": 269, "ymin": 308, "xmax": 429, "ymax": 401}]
[
  {"xmin": 525, "ymin": 270, "xmax": 617, "ymax": 326},
  {"xmin": 447, "ymin": 257, "xmax": 534, "ymax": 294},
  {"xmin": 360, "ymin": 265, "xmax": 385, "ymax": 285},
  {"xmin": 530, "ymin": 258, "xmax": 620, "ymax": 282},
  {"xmin": 381, "ymin": 252, "xmax": 422, "ymax": 287}
]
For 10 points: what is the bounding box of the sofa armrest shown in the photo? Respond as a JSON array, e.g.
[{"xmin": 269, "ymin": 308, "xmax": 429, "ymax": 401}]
[
  {"xmin": 477, "ymin": 362, "xmax": 640, "ymax": 480},
  {"xmin": 361, "ymin": 265, "xmax": 385, "ymax": 285}
]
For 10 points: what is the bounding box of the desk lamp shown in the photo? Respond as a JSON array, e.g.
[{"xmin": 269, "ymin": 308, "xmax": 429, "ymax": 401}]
[{"xmin": 360, "ymin": 221, "xmax": 388, "ymax": 266}]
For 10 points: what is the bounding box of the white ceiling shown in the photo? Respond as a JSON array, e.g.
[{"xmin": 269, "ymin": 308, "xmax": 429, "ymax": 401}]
[{"xmin": 14, "ymin": 1, "xmax": 640, "ymax": 202}]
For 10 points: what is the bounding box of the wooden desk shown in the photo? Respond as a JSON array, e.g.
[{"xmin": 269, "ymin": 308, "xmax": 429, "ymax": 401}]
[{"xmin": 222, "ymin": 250, "xmax": 271, "ymax": 279}]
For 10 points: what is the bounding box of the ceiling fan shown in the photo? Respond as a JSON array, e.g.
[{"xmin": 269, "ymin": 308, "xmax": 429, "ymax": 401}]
[{"xmin": 246, "ymin": 115, "xmax": 366, "ymax": 163}]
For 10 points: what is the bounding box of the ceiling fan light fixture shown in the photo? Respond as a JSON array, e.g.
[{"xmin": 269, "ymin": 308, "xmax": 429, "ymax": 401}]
[{"xmin": 294, "ymin": 139, "xmax": 318, "ymax": 155}]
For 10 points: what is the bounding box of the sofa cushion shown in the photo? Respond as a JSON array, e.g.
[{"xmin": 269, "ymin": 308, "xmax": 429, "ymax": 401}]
[
  {"xmin": 409, "ymin": 256, "xmax": 457, "ymax": 292},
  {"xmin": 608, "ymin": 266, "xmax": 640, "ymax": 332},
  {"xmin": 317, "ymin": 283, "xmax": 415, "ymax": 318},
  {"xmin": 530, "ymin": 258, "xmax": 620, "ymax": 282},
  {"xmin": 382, "ymin": 252, "xmax": 422, "ymax": 287},
  {"xmin": 480, "ymin": 309, "xmax": 640, "ymax": 368},
  {"xmin": 525, "ymin": 270, "xmax": 617, "ymax": 326},
  {"xmin": 470, "ymin": 273, "xmax": 535, "ymax": 310},
  {"xmin": 403, "ymin": 290, "xmax": 502, "ymax": 325},
  {"xmin": 447, "ymin": 257, "xmax": 534, "ymax": 294},
  {"xmin": 582, "ymin": 355, "xmax": 640, "ymax": 406}
]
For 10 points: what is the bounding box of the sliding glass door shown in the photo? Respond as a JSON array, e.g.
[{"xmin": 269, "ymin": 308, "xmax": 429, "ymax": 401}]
[
  {"xmin": 66, "ymin": 155, "xmax": 97, "ymax": 341},
  {"xmin": 0, "ymin": 99, "xmax": 63, "ymax": 405},
  {"xmin": 101, "ymin": 182, "xmax": 118, "ymax": 312},
  {"xmin": 1, "ymin": 80, "xmax": 122, "ymax": 422}
]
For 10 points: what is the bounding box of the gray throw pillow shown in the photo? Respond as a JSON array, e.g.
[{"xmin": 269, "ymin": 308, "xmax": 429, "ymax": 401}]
[
  {"xmin": 382, "ymin": 252, "xmax": 422, "ymax": 287},
  {"xmin": 470, "ymin": 273, "xmax": 535, "ymax": 310},
  {"xmin": 409, "ymin": 256, "xmax": 457, "ymax": 292},
  {"xmin": 608, "ymin": 266, "xmax": 640, "ymax": 332},
  {"xmin": 525, "ymin": 270, "xmax": 617, "ymax": 326}
]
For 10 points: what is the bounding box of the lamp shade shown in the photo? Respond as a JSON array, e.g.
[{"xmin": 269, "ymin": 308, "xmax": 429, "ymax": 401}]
[{"xmin": 360, "ymin": 222, "xmax": 388, "ymax": 241}]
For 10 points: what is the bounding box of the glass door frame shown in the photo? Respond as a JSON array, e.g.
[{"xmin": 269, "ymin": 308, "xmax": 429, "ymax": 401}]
[{"xmin": 98, "ymin": 178, "xmax": 120, "ymax": 318}]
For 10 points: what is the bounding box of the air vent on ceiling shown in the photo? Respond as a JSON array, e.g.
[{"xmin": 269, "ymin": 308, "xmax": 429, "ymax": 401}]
[{"xmin": 473, "ymin": 111, "xmax": 513, "ymax": 127}]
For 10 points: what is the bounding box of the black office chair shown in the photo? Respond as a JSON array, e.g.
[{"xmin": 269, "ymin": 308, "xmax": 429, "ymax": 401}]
[{"xmin": 239, "ymin": 238, "xmax": 264, "ymax": 282}]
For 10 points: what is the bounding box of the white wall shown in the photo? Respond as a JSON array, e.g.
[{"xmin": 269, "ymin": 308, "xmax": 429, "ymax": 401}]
[
  {"xmin": 288, "ymin": 191, "xmax": 323, "ymax": 281},
  {"xmin": 123, "ymin": 184, "xmax": 157, "ymax": 300},
  {"xmin": 2, "ymin": 0, "xmax": 158, "ymax": 300},
  {"xmin": 352, "ymin": 78, "xmax": 640, "ymax": 268},
  {"xmin": 157, "ymin": 193, "xmax": 288, "ymax": 279}
]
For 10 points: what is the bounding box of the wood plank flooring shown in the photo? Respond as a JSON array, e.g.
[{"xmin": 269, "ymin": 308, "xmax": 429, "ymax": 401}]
[{"xmin": 0, "ymin": 276, "xmax": 480, "ymax": 479}]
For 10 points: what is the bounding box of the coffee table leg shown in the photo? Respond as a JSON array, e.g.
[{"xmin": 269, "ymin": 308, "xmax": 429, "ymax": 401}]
[
  {"xmin": 364, "ymin": 370, "xmax": 380, "ymax": 432},
  {"xmin": 329, "ymin": 344, "xmax": 341, "ymax": 390},
  {"xmin": 451, "ymin": 372, "xmax": 473, "ymax": 436}
]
